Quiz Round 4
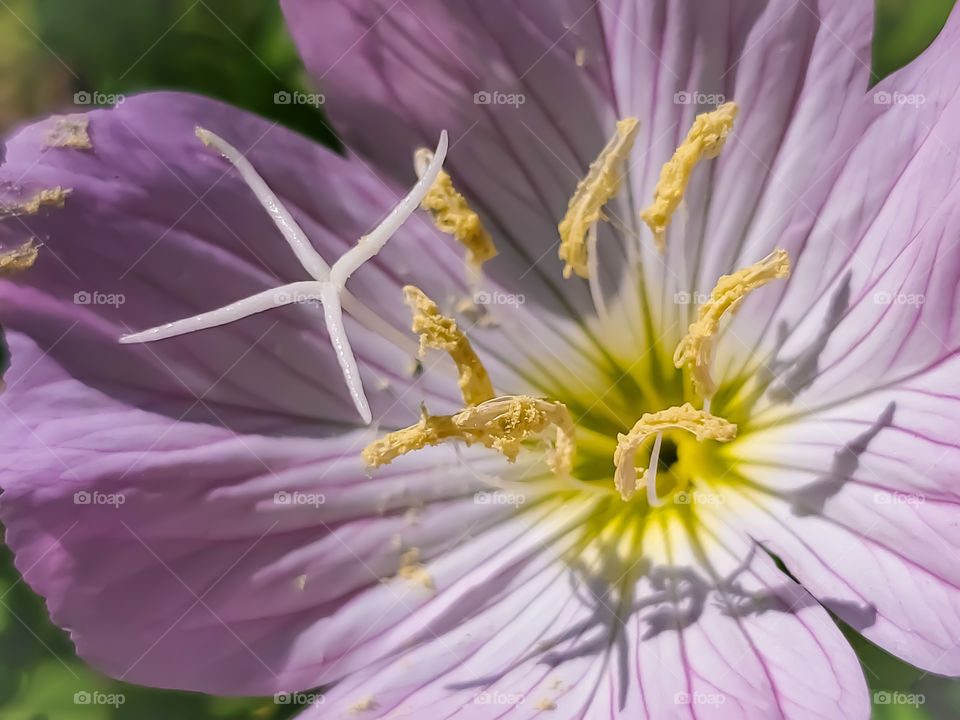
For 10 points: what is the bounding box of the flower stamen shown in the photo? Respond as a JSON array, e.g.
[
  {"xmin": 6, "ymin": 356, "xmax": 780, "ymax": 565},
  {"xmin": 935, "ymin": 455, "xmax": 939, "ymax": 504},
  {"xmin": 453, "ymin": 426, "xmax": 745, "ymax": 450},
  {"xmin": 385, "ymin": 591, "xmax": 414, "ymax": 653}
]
[
  {"xmin": 614, "ymin": 402, "xmax": 736, "ymax": 502},
  {"xmin": 414, "ymin": 148, "xmax": 497, "ymax": 277},
  {"xmin": 0, "ymin": 239, "xmax": 40, "ymax": 276},
  {"xmin": 362, "ymin": 395, "xmax": 576, "ymax": 473},
  {"xmin": 640, "ymin": 102, "xmax": 738, "ymax": 251},
  {"xmin": 0, "ymin": 187, "xmax": 71, "ymax": 218},
  {"xmin": 403, "ymin": 285, "xmax": 494, "ymax": 406},
  {"xmin": 673, "ymin": 248, "xmax": 790, "ymax": 401},
  {"xmin": 558, "ymin": 117, "xmax": 639, "ymax": 279}
]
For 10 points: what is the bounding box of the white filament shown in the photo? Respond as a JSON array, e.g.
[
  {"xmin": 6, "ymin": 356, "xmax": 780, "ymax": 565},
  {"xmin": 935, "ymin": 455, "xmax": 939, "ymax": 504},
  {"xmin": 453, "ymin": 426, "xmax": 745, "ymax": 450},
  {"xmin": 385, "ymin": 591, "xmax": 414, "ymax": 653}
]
[
  {"xmin": 586, "ymin": 221, "xmax": 607, "ymax": 319},
  {"xmin": 120, "ymin": 129, "xmax": 449, "ymax": 424},
  {"xmin": 645, "ymin": 431, "xmax": 665, "ymax": 507}
]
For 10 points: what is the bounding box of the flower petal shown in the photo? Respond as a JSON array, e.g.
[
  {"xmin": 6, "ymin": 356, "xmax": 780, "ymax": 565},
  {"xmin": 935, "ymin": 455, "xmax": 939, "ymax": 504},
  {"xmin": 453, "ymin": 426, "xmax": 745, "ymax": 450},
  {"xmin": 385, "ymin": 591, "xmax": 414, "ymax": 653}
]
[
  {"xmin": 711, "ymin": 3, "xmax": 960, "ymax": 409},
  {"xmin": 1, "ymin": 328, "xmax": 867, "ymax": 710},
  {"xmin": 604, "ymin": 0, "xmax": 876, "ymax": 311},
  {"xmin": 0, "ymin": 91, "xmax": 609, "ymax": 428},
  {"xmin": 0, "ymin": 329, "xmax": 556, "ymax": 694},
  {"xmin": 699, "ymin": 9, "xmax": 960, "ymax": 674},
  {"xmin": 726, "ymin": 374, "xmax": 960, "ymax": 673},
  {"xmin": 281, "ymin": 0, "xmax": 617, "ymax": 311},
  {"xmin": 293, "ymin": 503, "xmax": 866, "ymax": 719},
  {"xmin": 0, "ymin": 93, "xmax": 618, "ymax": 696},
  {"xmin": 0, "ymin": 92, "xmax": 483, "ymax": 427}
]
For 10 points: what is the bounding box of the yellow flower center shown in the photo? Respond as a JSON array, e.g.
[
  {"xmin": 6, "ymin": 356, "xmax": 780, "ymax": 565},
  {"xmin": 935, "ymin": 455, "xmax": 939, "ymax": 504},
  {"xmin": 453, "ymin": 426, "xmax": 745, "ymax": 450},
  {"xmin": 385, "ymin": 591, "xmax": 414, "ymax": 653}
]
[{"xmin": 365, "ymin": 101, "xmax": 789, "ymax": 514}]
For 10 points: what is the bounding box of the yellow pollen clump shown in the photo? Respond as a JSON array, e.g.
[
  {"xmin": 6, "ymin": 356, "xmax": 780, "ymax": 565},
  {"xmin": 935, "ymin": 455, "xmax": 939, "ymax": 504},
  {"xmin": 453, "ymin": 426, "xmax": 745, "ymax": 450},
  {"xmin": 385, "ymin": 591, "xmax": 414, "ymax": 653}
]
[
  {"xmin": 46, "ymin": 115, "xmax": 92, "ymax": 150},
  {"xmin": 403, "ymin": 285, "xmax": 494, "ymax": 406},
  {"xmin": 395, "ymin": 547, "xmax": 434, "ymax": 589},
  {"xmin": 613, "ymin": 403, "xmax": 736, "ymax": 501},
  {"xmin": 558, "ymin": 117, "xmax": 639, "ymax": 279},
  {"xmin": 348, "ymin": 695, "xmax": 378, "ymax": 714},
  {"xmin": 674, "ymin": 248, "xmax": 790, "ymax": 399},
  {"xmin": 0, "ymin": 187, "xmax": 71, "ymax": 218},
  {"xmin": 415, "ymin": 149, "xmax": 497, "ymax": 271},
  {"xmin": 362, "ymin": 396, "xmax": 576, "ymax": 475},
  {"xmin": 640, "ymin": 102, "xmax": 738, "ymax": 251},
  {"xmin": 0, "ymin": 239, "xmax": 40, "ymax": 276}
]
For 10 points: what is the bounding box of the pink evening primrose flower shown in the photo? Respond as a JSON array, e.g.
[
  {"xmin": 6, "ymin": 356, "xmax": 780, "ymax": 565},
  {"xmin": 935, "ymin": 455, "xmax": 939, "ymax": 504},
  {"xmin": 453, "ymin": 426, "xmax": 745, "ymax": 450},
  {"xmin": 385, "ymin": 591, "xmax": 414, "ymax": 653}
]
[{"xmin": 2, "ymin": 1, "xmax": 960, "ymax": 718}]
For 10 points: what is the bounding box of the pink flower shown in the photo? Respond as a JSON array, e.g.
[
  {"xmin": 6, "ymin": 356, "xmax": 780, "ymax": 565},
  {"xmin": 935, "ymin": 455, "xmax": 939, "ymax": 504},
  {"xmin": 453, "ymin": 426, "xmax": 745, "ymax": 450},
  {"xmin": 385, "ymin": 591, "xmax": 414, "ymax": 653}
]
[{"xmin": 2, "ymin": 1, "xmax": 959, "ymax": 717}]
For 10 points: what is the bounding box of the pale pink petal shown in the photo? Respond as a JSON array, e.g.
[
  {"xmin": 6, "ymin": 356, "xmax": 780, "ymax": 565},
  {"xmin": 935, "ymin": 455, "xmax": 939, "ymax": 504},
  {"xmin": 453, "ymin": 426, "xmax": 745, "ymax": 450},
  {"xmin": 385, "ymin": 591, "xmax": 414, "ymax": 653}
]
[
  {"xmin": 726, "ymin": 369, "xmax": 960, "ymax": 673},
  {"xmin": 296, "ymin": 503, "xmax": 866, "ymax": 719},
  {"xmin": 0, "ymin": 330, "xmax": 553, "ymax": 694}
]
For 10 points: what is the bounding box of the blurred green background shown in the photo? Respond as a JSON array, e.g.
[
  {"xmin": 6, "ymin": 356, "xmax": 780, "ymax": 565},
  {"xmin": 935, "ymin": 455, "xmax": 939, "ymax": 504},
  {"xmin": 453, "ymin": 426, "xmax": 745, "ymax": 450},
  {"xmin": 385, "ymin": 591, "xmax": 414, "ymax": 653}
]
[{"xmin": 0, "ymin": 0, "xmax": 957, "ymax": 717}]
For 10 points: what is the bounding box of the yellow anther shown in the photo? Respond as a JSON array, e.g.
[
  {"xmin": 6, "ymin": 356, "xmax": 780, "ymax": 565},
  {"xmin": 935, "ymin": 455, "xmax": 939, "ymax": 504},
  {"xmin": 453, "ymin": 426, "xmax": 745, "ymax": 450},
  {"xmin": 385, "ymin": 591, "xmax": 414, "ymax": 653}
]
[
  {"xmin": 46, "ymin": 115, "xmax": 92, "ymax": 150},
  {"xmin": 613, "ymin": 403, "xmax": 736, "ymax": 501},
  {"xmin": 641, "ymin": 102, "xmax": 738, "ymax": 251},
  {"xmin": 558, "ymin": 117, "xmax": 640, "ymax": 279},
  {"xmin": 415, "ymin": 149, "xmax": 497, "ymax": 271},
  {"xmin": 403, "ymin": 285, "xmax": 495, "ymax": 406},
  {"xmin": 673, "ymin": 248, "xmax": 790, "ymax": 399},
  {"xmin": 0, "ymin": 187, "xmax": 71, "ymax": 218},
  {"xmin": 362, "ymin": 395, "xmax": 576, "ymax": 475},
  {"xmin": 348, "ymin": 695, "xmax": 378, "ymax": 714},
  {"xmin": 396, "ymin": 548, "xmax": 434, "ymax": 589},
  {"xmin": 0, "ymin": 239, "xmax": 40, "ymax": 277}
]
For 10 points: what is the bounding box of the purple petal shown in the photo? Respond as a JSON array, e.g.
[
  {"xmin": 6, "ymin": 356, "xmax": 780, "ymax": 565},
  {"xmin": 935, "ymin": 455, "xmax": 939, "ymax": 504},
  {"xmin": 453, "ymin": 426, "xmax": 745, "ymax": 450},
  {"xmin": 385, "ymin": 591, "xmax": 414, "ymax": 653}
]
[
  {"xmin": 0, "ymin": 92, "xmax": 609, "ymax": 695},
  {"xmin": 0, "ymin": 330, "xmax": 548, "ymax": 694},
  {"xmin": 281, "ymin": 0, "xmax": 616, "ymax": 310},
  {"xmin": 0, "ymin": 93, "xmax": 475, "ymax": 427},
  {"xmin": 0, "ymin": 92, "xmax": 606, "ymax": 427},
  {"xmin": 280, "ymin": 0, "xmax": 880, "ymax": 326}
]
